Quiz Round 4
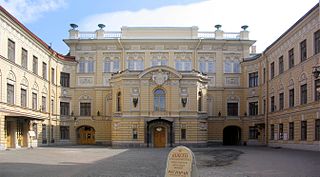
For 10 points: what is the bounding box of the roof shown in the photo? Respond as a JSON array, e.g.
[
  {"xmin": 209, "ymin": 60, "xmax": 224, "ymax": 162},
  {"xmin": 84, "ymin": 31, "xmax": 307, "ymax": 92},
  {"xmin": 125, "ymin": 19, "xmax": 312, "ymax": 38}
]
[
  {"xmin": 263, "ymin": 3, "xmax": 319, "ymax": 54},
  {"xmin": 242, "ymin": 53, "xmax": 262, "ymax": 62},
  {"xmin": 0, "ymin": 6, "xmax": 75, "ymax": 62}
]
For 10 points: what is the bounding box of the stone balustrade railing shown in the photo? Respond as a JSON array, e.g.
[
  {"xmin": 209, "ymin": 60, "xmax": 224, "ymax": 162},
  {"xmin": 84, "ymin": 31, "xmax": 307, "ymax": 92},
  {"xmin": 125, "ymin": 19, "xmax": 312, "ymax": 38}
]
[{"xmin": 69, "ymin": 28, "xmax": 249, "ymax": 40}]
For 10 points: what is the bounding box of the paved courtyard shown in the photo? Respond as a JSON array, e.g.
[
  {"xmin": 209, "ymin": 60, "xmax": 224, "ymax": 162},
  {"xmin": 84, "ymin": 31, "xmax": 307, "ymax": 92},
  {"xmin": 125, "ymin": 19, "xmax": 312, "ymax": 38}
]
[{"xmin": 0, "ymin": 146, "xmax": 320, "ymax": 177}]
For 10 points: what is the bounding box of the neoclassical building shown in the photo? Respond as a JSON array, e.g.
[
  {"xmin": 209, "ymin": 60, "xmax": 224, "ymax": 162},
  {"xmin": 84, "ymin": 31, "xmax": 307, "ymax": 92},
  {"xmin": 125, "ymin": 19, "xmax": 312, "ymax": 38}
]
[{"xmin": 0, "ymin": 3, "xmax": 319, "ymax": 150}]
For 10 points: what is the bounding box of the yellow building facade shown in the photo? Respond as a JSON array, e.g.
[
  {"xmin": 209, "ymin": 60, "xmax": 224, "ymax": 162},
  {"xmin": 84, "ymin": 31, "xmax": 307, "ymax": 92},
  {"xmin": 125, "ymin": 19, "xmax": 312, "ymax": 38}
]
[{"xmin": 0, "ymin": 4, "xmax": 319, "ymax": 150}]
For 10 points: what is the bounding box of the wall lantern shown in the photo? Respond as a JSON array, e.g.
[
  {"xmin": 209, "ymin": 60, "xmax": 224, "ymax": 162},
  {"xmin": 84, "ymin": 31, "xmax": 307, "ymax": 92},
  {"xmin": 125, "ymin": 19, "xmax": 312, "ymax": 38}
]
[
  {"xmin": 133, "ymin": 98, "xmax": 139, "ymax": 107},
  {"xmin": 181, "ymin": 98, "xmax": 187, "ymax": 107}
]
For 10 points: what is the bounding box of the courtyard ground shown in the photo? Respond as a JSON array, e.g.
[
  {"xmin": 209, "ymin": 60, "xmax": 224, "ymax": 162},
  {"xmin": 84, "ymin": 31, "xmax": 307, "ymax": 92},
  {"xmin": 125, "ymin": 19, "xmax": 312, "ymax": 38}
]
[{"xmin": 0, "ymin": 146, "xmax": 319, "ymax": 177}]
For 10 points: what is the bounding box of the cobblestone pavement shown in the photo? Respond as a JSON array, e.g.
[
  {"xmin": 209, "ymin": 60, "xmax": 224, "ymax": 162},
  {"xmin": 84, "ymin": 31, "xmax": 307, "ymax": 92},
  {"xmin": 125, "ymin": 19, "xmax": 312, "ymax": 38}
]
[{"xmin": 0, "ymin": 146, "xmax": 319, "ymax": 177}]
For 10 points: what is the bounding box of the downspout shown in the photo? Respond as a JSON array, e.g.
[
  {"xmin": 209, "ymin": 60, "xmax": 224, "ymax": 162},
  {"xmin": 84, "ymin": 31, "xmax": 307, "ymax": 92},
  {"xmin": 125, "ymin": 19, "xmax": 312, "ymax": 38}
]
[
  {"xmin": 265, "ymin": 55, "xmax": 269, "ymax": 146},
  {"xmin": 117, "ymin": 38, "xmax": 124, "ymax": 71},
  {"xmin": 194, "ymin": 38, "xmax": 202, "ymax": 145}
]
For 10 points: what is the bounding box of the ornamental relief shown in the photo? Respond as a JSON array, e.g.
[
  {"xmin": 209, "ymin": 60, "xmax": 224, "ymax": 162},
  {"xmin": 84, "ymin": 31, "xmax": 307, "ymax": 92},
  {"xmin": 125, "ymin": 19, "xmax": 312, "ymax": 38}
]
[
  {"xmin": 174, "ymin": 52, "xmax": 192, "ymax": 60},
  {"xmin": 224, "ymin": 53, "xmax": 241, "ymax": 60},
  {"xmin": 102, "ymin": 52, "xmax": 121, "ymax": 58},
  {"xmin": 198, "ymin": 52, "xmax": 216, "ymax": 59},
  {"xmin": 126, "ymin": 52, "xmax": 145, "ymax": 60},
  {"xmin": 151, "ymin": 52, "xmax": 169, "ymax": 59},
  {"xmin": 78, "ymin": 77, "xmax": 94, "ymax": 86},
  {"xmin": 152, "ymin": 70, "xmax": 169, "ymax": 85},
  {"xmin": 225, "ymin": 77, "xmax": 240, "ymax": 86}
]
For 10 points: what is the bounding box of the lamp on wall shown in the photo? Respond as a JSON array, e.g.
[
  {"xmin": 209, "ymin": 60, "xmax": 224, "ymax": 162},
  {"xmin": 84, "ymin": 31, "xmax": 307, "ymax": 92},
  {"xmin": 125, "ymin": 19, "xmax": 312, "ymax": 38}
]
[
  {"xmin": 218, "ymin": 111, "xmax": 221, "ymax": 117},
  {"xmin": 133, "ymin": 98, "xmax": 138, "ymax": 107},
  {"xmin": 181, "ymin": 98, "xmax": 187, "ymax": 107},
  {"xmin": 97, "ymin": 111, "xmax": 100, "ymax": 116}
]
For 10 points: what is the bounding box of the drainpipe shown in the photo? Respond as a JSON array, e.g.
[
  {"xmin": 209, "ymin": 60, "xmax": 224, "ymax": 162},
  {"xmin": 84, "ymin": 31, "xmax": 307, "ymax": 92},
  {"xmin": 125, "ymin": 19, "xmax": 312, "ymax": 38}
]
[
  {"xmin": 194, "ymin": 38, "xmax": 202, "ymax": 71},
  {"xmin": 265, "ymin": 55, "xmax": 269, "ymax": 145}
]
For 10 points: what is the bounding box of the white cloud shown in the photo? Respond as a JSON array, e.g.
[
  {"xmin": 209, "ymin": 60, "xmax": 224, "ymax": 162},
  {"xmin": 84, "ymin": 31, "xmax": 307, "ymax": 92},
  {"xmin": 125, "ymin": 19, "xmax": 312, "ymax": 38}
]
[
  {"xmin": 80, "ymin": 0, "xmax": 318, "ymax": 53},
  {"xmin": 0, "ymin": 0, "xmax": 66, "ymax": 23}
]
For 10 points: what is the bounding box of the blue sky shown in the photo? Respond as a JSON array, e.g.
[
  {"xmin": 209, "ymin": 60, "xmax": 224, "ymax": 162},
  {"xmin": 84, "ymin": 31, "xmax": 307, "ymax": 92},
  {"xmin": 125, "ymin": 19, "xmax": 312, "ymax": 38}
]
[{"xmin": 0, "ymin": 0, "xmax": 318, "ymax": 54}]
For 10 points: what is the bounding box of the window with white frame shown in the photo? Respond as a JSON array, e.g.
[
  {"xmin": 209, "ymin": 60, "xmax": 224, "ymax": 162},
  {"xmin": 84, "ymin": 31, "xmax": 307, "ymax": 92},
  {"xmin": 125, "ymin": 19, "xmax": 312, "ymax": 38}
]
[
  {"xmin": 127, "ymin": 59, "xmax": 144, "ymax": 71},
  {"xmin": 103, "ymin": 58, "xmax": 120, "ymax": 72},
  {"xmin": 224, "ymin": 60, "xmax": 240, "ymax": 73},
  {"xmin": 199, "ymin": 58, "xmax": 215, "ymax": 73},
  {"xmin": 151, "ymin": 59, "xmax": 168, "ymax": 67},
  {"xmin": 78, "ymin": 59, "xmax": 95, "ymax": 73},
  {"xmin": 175, "ymin": 60, "xmax": 192, "ymax": 71}
]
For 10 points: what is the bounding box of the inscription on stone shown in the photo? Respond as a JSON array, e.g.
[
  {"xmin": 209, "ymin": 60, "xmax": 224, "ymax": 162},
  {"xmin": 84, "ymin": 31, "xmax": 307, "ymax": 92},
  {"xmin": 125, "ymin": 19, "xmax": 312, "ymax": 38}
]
[{"xmin": 165, "ymin": 146, "xmax": 198, "ymax": 177}]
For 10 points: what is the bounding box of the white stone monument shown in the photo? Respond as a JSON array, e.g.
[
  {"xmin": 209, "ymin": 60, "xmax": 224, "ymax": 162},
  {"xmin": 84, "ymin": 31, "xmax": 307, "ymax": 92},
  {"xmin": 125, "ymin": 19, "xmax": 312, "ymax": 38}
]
[{"xmin": 165, "ymin": 146, "xmax": 198, "ymax": 177}]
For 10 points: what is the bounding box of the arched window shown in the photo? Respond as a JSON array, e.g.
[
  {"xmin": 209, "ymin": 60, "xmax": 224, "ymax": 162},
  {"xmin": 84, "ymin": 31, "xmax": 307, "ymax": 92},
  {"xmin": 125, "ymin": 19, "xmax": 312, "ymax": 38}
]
[
  {"xmin": 198, "ymin": 91, "xmax": 202, "ymax": 111},
  {"xmin": 117, "ymin": 92, "xmax": 121, "ymax": 112},
  {"xmin": 154, "ymin": 89, "xmax": 165, "ymax": 111}
]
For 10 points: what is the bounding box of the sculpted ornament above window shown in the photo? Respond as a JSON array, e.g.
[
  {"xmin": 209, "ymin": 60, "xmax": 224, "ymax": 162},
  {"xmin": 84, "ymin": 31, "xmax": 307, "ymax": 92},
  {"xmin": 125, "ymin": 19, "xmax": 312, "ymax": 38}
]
[{"xmin": 152, "ymin": 70, "xmax": 168, "ymax": 86}]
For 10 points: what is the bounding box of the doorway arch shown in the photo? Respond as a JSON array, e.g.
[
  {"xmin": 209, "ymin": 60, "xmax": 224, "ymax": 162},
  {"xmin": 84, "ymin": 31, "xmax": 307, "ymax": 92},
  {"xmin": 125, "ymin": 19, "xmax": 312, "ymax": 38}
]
[
  {"xmin": 77, "ymin": 126, "xmax": 95, "ymax": 144},
  {"xmin": 223, "ymin": 126, "xmax": 241, "ymax": 145},
  {"xmin": 146, "ymin": 119, "xmax": 173, "ymax": 148}
]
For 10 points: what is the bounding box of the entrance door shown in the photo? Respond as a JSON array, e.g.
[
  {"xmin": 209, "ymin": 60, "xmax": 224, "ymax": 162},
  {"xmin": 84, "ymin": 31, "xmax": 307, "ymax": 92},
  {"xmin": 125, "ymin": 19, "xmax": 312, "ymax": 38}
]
[
  {"xmin": 223, "ymin": 126, "xmax": 241, "ymax": 145},
  {"xmin": 78, "ymin": 126, "xmax": 95, "ymax": 144},
  {"xmin": 153, "ymin": 127, "xmax": 166, "ymax": 148}
]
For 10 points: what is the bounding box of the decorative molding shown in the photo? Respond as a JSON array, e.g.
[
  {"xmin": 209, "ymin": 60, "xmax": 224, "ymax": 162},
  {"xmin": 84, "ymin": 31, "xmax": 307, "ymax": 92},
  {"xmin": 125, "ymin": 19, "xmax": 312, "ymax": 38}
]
[
  {"xmin": 225, "ymin": 77, "xmax": 240, "ymax": 86},
  {"xmin": 78, "ymin": 76, "xmax": 94, "ymax": 86},
  {"xmin": 152, "ymin": 70, "xmax": 168, "ymax": 86}
]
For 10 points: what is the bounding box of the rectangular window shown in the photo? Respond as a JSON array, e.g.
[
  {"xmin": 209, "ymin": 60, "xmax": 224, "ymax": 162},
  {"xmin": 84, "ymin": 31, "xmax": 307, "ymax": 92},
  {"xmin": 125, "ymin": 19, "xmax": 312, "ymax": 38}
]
[
  {"xmin": 224, "ymin": 60, "xmax": 240, "ymax": 73},
  {"xmin": 279, "ymin": 124, "xmax": 283, "ymax": 140},
  {"xmin": 263, "ymin": 68, "xmax": 266, "ymax": 84},
  {"xmin": 289, "ymin": 122, "xmax": 294, "ymax": 140},
  {"xmin": 271, "ymin": 96, "xmax": 275, "ymax": 112},
  {"xmin": 300, "ymin": 39, "xmax": 307, "ymax": 62},
  {"xmin": 175, "ymin": 60, "xmax": 192, "ymax": 71},
  {"xmin": 32, "ymin": 93, "xmax": 37, "ymax": 110},
  {"xmin": 7, "ymin": 84, "xmax": 14, "ymax": 104},
  {"xmin": 42, "ymin": 96, "xmax": 46, "ymax": 112},
  {"xmin": 21, "ymin": 48, "xmax": 28, "ymax": 69},
  {"xmin": 32, "ymin": 123, "xmax": 38, "ymax": 139},
  {"xmin": 51, "ymin": 68, "xmax": 55, "ymax": 84},
  {"xmin": 78, "ymin": 61, "xmax": 85, "ymax": 73},
  {"xmin": 249, "ymin": 72, "xmax": 258, "ymax": 87},
  {"xmin": 87, "ymin": 61, "xmax": 95, "ymax": 73},
  {"xmin": 80, "ymin": 103, "xmax": 91, "ymax": 116},
  {"xmin": 42, "ymin": 62, "xmax": 47, "ymax": 80},
  {"xmin": 270, "ymin": 124, "xmax": 274, "ymax": 140},
  {"xmin": 199, "ymin": 60, "xmax": 215, "ymax": 73},
  {"xmin": 315, "ymin": 79, "xmax": 320, "ymax": 101},
  {"xmin": 270, "ymin": 62, "xmax": 275, "ymax": 79},
  {"xmin": 314, "ymin": 29, "xmax": 320, "ymax": 55},
  {"xmin": 278, "ymin": 56, "xmax": 284, "ymax": 74},
  {"xmin": 288, "ymin": 48, "xmax": 294, "ymax": 69},
  {"xmin": 289, "ymin": 89, "xmax": 295, "ymax": 107},
  {"xmin": 227, "ymin": 103, "xmax": 238, "ymax": 116},
  {"xmin": 300, "ymin": 84, "xmax": 307, "ymax": 105},
  {"xmin": 21, "ymin": 88, "xmax": 27, "ymax": 107},
  {"xmin": 8, "ymin": 39, "xmax": 15, "ymax": 62},
  {"xmin": 152, "ymin": 59, "xmax": 168, "ymax": 67},
  {"xmin": 315, "ymin": 119, "xmax": 320, "ymax": 141},
  {"xmin": 51, "ymin": 99, "xmax": 54, "ymax": 114},
  {"xmin": 60, "ymin": 126, "xmax": 70, "ymax": 140},
  {"xmin": 60, "ymin": 72, "xmax": 70, "ymax": 87},
  {"xmin": 33, "ymin": 56, "xmax": 38, "ymax": 74},
  {"xmin": 42, "ymin": 124, "xmax": 47, "ymax": 144},
  {"xmin": 279, "ymin": 93, "xmax": 284, "ymax": 110},
  {"xmin": 249, "ymin": 101, "xmax": 258, "ymax": 116},
  {"xmin": 60, "ymin": 102, "xmax": 70, "ymax": 116},
  {"xmin": 301, "ymin": 121, "xmax": 307, "ymax": 141},
  {"xmin": 249, "ymin": 126, "xmax": 258, "ymax": 139},
  {"xmin": 181, "ymin": 128, "xmax": 186, "ymax": 140},
  {"xmin": 132, "ymin": 128, "xmax": 138, "ymax": 140},
  {"xmin": 263, "ymin": 99, "xmax": 266, "ymax": 114}
]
